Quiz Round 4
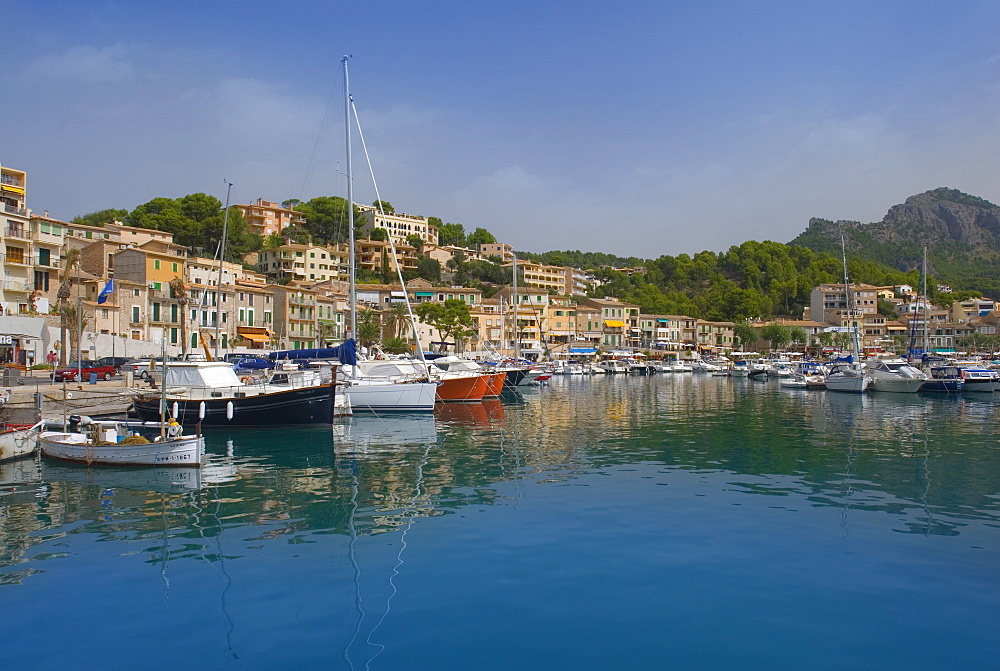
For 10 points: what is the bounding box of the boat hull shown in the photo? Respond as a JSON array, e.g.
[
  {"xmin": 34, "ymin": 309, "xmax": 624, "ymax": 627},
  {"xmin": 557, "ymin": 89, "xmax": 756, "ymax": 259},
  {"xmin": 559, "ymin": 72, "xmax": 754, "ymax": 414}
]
[
  {"xmin": 500, "ymin": 368, "xmax": 529, "ymax": 387},
  {"xmin": 868, "ymin": 376, "xmax": 925, "ymax": 393},
  {"xmin": 482, "ymin": 372, "xmax": 507, "ymax": 397},
  {"xmin": 132, "ymin": 384, "xmax": 336, "ymax": 426},
  {"xmin": 0, "ymin": 427, "xmax": 37, "ymax": 462},
  {"xmin": 436, "ymin": 374, "xmax": 488, "ymax": 402},
  {"xmin": 39, "ymin": 432, "xmax": 203, "ymax": 467},
  {"xmin": 920, "ymin": 380, "xmax": 963, "ymax": 393},
  {"xmin": 345, "ymin": 381, "xmax": 437, "ymax": 412},
  {"xmin": 825, "ymin": 374, "xmax": 870, "ymax": 393}
]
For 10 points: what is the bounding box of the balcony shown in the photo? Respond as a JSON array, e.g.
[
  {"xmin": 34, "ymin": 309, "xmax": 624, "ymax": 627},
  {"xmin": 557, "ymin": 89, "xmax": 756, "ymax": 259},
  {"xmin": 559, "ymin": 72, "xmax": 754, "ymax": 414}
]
[
  {"xmin": 35, "ymin": 257, "xmax": 62, "ymax": 269},
  {"xmin": 3, "ymin": 204, "xmax": 28, "ymax": 216},
  {"xmin": 0, "ymin": 279, "xmax": 32, "ymax": 292},
  {"xmin": 5, "ymin": 225, "xmax": 31, "ymax": 239}
]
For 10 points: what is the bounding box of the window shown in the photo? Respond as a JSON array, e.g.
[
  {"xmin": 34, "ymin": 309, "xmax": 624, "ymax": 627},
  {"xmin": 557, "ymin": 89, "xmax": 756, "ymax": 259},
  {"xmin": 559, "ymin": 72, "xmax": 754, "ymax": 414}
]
[
  {"xmin": 38, "ymin": 248, "xmax": 50, "ymax": 266},
  {"xmin": 33, "ymin": 270, "xmax": 49, "ymax": 291},
  {"xmin": 152, "ymin": 303, "xmax": 160, "ymax": 321},
  {"xmin": 154, "ymin": 259, "xmax": 160, "ymax": 270},
  {"xmin": 134, "ymin": 289, "xmax": 140, "ymax": 297},
  {"xmin": 172, "ymin": 262, "xmax": 178, "ymax": 272},
  {"xmin": 132, "ymin": 306, "xmax": 140, "ymax": 322}
]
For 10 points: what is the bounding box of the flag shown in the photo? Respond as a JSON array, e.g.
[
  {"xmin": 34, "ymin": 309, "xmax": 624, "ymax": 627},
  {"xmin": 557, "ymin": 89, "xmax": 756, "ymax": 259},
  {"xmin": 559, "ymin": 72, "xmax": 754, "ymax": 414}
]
[{"xmin": 97, "ymin": 278, "xmax": 115, "ymax": 304}]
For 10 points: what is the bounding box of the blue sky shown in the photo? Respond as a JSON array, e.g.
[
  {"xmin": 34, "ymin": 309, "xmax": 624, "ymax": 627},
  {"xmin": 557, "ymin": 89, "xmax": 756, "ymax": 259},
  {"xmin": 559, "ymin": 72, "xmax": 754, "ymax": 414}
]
[{"xmin": 4, "ymin": 1, "xmax": 1000, "ymax": 257}]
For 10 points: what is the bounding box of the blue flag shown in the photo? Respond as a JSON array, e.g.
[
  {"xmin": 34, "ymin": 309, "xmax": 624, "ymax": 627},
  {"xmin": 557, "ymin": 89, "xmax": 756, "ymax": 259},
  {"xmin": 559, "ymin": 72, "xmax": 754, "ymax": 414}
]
[{"xmin": 97, "ymin": 278, "xmax": 115, "ymax": 304}]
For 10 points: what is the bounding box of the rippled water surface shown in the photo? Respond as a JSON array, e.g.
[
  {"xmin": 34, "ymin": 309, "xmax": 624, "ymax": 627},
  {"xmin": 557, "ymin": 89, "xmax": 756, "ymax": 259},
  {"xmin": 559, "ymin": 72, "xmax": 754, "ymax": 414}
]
[{"xmin": 2, "ymin": 375, "xmax": 998, "ymax": 669}]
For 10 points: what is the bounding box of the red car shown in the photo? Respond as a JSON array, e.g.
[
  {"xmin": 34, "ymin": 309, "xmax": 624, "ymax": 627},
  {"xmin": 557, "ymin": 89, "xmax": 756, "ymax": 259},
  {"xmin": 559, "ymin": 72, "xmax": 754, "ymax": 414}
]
[{"xmin": 51, "ymin": 360, "xmax": 117, "ymax": 382}]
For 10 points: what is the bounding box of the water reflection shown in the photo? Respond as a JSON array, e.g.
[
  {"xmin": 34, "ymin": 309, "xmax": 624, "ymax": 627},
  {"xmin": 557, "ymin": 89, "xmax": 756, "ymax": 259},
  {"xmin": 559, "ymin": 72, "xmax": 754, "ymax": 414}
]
[{"xmin": 0, "ymin": 375, "xmax": 997, "ymax": 585}]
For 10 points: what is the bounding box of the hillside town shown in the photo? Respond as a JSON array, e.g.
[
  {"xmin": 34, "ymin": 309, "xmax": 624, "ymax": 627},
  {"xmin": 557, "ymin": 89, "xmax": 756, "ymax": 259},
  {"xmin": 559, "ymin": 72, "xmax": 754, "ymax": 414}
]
[{"xmin": 1, "ymin": 161, "xmax": 996, "ymax": 371}]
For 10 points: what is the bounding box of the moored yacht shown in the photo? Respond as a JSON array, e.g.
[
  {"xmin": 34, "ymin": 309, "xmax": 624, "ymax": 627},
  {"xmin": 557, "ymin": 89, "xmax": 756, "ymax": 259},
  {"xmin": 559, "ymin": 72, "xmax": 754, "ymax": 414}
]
[
  {"xmin": 954, "ymin": 363, "xmax": 999, "ymax": 393},
  {"xmin": 866, "ymin": 357, "xmax": 927, "ymax": 393},
  {"xmin": 920, "ymin": 365, "xmax": 964, "ymax": 393}
]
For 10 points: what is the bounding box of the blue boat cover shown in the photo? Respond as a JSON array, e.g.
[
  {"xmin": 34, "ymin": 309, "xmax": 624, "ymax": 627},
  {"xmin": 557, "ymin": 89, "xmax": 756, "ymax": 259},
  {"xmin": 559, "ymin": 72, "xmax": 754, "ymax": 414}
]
[{"xmin": 268, "ymin": 338, "xmax": 357, "ymax": 366}]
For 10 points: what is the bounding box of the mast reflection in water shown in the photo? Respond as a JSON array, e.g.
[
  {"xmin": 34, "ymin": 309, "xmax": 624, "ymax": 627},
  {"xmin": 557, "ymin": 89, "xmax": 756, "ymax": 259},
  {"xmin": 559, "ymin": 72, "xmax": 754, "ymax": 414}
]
[{"xmin": 1, "ymin": 375, "xmax": 997, "ymax": 669}]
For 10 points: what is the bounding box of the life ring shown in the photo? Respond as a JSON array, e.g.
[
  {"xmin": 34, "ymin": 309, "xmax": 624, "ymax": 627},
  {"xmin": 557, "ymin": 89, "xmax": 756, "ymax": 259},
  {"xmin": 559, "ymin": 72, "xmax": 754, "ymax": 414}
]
[{"xmin": 240, "ymin": 376, "xmax": 253, "ymax": 384}]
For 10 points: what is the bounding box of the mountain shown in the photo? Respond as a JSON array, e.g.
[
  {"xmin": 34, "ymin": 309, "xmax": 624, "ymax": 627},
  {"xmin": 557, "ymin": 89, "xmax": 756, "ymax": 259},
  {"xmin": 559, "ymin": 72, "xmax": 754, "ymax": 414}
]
[{"xmin": 790, "ymin": 188, "xmax": 1000, "ymax": 297}]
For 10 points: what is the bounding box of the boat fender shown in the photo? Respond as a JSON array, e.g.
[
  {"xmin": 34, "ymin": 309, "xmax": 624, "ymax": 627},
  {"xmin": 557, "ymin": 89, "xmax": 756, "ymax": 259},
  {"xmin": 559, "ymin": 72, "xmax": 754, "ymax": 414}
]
[
  {"xmin": 199, "ymin": 401, "xmax": 206, "ymax": 420},
  {"xmin": 241, "ymin": 376, "xmax": 252, "ymax": 384},
  {"xmin": 226, "ymin": 401, "xmax": 234, "ymax": 421}
]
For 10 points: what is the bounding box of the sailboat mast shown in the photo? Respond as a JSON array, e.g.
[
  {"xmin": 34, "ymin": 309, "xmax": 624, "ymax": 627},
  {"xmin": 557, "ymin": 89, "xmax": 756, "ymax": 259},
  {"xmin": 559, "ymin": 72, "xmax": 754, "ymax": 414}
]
[
  {"xmin": 512, "ymin": 253, "xmax": 520, "ymax": 360},
  {"xmin": 343, "ymin": 55, "xmax": 357, "ymax": 344},
  {"xmin": 922, "ymin": 246, "xmax": 928, "ymax": 357},
  {"xmin": 840, "ymin": 234, "xmax": 860, "ymax": 359},
  {"xmin": 215, "ymin": 179, "xmax": 232, "ymax": 359}
]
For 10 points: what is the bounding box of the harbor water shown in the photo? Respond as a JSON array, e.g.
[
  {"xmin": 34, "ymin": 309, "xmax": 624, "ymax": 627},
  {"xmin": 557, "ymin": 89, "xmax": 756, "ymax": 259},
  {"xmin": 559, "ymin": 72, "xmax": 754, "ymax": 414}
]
[{"xmin": 1, "ymin": 374, "xmax": 998, "ymax": 669}]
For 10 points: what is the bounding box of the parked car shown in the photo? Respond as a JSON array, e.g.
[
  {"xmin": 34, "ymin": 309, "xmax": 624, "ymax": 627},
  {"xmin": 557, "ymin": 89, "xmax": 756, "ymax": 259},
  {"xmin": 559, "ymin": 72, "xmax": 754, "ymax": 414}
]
[
  {"xmin": 94, "ymin": 356, "xmax": 133, "ymax": 372},
  {"xmin": 232, "ymin": 357, "xmax": 273, "ymax": 374},
  {"xmin": 51, "ymin": 360, "xmax": 117, "ymax": 382},
  {"xmin": 121, "ymin": 357, "xmax": 177, "ymax": 379},
  {"xmin": 222, "ymin": 352, "xmax": 260, "ymax": 363}
]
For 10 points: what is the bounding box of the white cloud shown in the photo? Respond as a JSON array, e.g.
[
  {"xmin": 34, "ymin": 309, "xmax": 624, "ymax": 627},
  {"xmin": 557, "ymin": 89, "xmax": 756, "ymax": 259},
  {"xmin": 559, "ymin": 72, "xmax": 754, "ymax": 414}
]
[{"xmin": 24, "ymin": 43, "xmax": 136, "ymax": 84}]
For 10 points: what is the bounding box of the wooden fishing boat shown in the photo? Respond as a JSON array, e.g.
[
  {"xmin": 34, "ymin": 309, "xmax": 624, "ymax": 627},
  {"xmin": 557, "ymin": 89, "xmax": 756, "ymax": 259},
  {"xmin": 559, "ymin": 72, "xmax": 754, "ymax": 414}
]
[{"xmin": 39, "ymin": 416, "xmax": 203, "ymax": 467}]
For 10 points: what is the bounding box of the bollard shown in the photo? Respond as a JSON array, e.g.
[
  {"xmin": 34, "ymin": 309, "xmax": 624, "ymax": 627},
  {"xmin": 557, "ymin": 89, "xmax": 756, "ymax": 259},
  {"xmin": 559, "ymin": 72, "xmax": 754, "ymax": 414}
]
[{"xmin": 89, "ymin": 372, "xmax": 97, "ymax": 384}]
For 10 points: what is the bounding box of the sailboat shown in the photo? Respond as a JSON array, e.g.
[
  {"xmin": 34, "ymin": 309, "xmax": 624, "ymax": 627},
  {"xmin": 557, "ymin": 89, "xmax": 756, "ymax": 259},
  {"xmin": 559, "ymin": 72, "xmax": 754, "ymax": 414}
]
[
  {"xmin": 337, "ymin": 56, "xmax": 437, "ymax": 412},
  {"xmin": 824, "ymin": 235, "xmax": 871, "ymax": 393}
]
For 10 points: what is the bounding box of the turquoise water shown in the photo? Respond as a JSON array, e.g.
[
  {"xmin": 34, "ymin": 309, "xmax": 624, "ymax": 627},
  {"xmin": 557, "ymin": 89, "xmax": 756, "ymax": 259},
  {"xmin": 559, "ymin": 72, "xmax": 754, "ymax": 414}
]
[{"xmin": 1, "ymin": 375, "xmax": 998, "ymax": 669}]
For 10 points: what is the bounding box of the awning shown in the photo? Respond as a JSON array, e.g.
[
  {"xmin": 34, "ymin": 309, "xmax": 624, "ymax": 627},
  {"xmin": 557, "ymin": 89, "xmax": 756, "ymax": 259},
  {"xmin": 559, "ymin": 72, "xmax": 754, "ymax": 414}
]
[
  {"xmin": 237, "ymin": 327, "xmax": 273, "ymax": 344},
  {"xmin": 415, "ymin": 291, "xmax": 434, "ymax": 297},
  {"xmin": 604, "ymin": 320, "xmax": 625, "ymax": 328}
]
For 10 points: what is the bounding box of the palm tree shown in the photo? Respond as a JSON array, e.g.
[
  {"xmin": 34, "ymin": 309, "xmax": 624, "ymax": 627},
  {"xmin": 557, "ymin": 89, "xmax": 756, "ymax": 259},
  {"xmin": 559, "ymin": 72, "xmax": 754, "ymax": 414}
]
[
  {"xmin": 56, "ymin": 248, "xmax": 81, "ymax": 366},
  {"xmin": 60, "ymin": 303, "xmax": 89, "ymax": 363},
  {"xmin": 383, "ymin": 302, "xmax": 412, "ymax": 339},
  {"xmin": 168, "ymin": 277, "xmax": 189, "ymax": 356},
  {"xmin": 355, "ymin": 308, "xmax": 382, "ymax": 348}
]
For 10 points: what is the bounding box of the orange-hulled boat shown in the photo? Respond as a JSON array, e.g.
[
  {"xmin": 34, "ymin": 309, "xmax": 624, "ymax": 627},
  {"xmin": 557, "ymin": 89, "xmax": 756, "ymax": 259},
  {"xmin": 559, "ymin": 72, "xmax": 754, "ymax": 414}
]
[
  {"xmin": 482, "ymin": 371, "xmax": 507, "ymax": 397},
  {"xmin": 434, "ymin": 373, "xmax": 488, "ymax": 402}
]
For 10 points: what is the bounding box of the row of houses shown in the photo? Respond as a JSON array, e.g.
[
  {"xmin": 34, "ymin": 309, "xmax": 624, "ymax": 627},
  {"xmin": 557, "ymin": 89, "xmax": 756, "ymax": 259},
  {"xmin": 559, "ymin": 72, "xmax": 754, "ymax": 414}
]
[{"xmin": 4, "ymin": 162, "xmax": 996, "ymax": 363}]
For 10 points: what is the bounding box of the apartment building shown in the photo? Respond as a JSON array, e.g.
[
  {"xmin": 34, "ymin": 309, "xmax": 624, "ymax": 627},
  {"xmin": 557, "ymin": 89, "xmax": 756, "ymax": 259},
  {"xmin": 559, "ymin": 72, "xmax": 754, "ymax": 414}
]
[
  {"xmin": 563, "ymin": 267, "xmax": 590, "ymax": 296},
  {"xmin": 355, "ymin": 239, "xmax": 417, "ymax": 275},
  {"xmin": 695, "ymin": 319, "xmax": 736, "ymax": 352},
  {"xmin": 577, "ymin": 298, "xmax": 641, "ymax": 348},
  {"xmin": 477, "ymin": 242, "xmax": 513, "ymax": 262},
  {"xmin": 952, "ymin": 297, "xmax": 997, "ymax": 322},
  {"xmin": 356, "ymin": 205, "xmax": 439, "ymax": 246},
  {"xmin": 1, "ymin": 163, "xmax": 32, "ymax": 313},
  {"xmin": 271, "ymin": 284, "xmax": 318, "ymax": 350},
  {"xmin": 504, "ymin": 259, "xmax": 565, "ymax": 294},
  {"xmin": 810, "ymin": 282, "xmax": 880, "ymax": 325},
  {"xmin": 543, "ymin": 297, "xmax": 579, "ymax": 344},
  {"xmin": 236, "ymin": 198, "xmax": 304, "ymax": 237}
]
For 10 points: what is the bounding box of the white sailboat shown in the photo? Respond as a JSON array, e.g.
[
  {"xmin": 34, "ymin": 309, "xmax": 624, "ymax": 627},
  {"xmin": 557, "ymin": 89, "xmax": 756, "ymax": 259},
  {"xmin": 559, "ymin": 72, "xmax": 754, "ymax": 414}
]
[
  {"xmin": 337, "ymin": 57, "xmax": 436, "ymax": 412},
  {"xmin": 825, "ymin": 235, "xmax": 870, "ymax": 394}
]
